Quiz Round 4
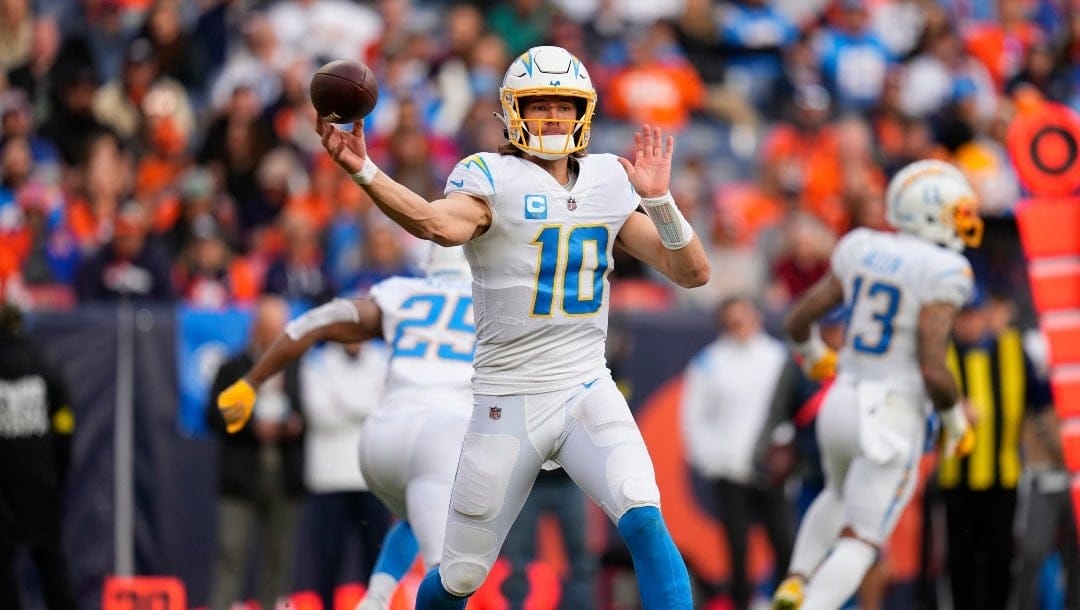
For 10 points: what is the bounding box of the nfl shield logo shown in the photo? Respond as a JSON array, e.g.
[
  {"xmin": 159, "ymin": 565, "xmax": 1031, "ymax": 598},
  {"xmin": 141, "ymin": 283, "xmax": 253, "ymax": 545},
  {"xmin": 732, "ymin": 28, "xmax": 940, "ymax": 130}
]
[
  {"xmin": 567, "ymin": 197, "xmax": 577, "ymax": 211},
  {"xmin": 489, "ymin": 406, "xmax": 502, "ymax": 420}
]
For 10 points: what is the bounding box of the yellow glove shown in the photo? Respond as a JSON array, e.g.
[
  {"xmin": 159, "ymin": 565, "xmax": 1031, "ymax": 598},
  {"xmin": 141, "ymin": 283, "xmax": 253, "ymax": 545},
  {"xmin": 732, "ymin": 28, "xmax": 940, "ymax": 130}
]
[
  {"xmin": 791, "ymin": 326, "xmax": 838, "ymax": 381},
  {"xmin": 940, "ymin": 403, "xmax": 976, "ymax": 458},
  {"xmin": 217, "ymin": 379, "xmax": 257, "ymax": 434},
  {"xmin": 802, "ymin": 349, "xmax": 838, "ymax": 381}
]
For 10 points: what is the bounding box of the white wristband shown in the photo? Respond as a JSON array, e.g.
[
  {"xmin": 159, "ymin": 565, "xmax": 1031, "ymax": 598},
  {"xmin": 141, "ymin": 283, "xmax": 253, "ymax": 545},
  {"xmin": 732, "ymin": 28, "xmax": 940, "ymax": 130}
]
[
  {"xmin": 350, "ymin": 156, "xmax": 379, "ymax": 186},
  {"xmin": 940, "ymin": 402, "xmax": 968, "ymax": 434},
  {"xmin": 790, "ymin": 325, "xmax": 828, "ymax": 362},
  {"xmin": 640, "ymin": 191, "xmax": 694, "ymax": 250}
]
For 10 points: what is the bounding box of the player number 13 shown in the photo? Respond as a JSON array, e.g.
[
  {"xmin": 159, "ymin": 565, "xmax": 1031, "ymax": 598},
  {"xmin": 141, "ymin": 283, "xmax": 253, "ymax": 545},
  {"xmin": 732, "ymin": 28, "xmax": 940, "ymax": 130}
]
[
  {"xmin": 850, "ymin": 275, "xmax": 901, "ymax": 354},
  {"xmin": 531, "ymin": 225, "xmax": 610, "ymax": 316}
]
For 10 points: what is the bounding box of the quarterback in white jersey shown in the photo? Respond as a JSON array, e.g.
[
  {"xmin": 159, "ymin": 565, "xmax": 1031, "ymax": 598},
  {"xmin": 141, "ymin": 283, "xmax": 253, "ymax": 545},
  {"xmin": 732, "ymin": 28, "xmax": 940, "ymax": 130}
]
[
  {"xmin": 217, "ymin": 244, "xmax": 475, "ymax": 610},
  {"xmin": 317, "ymin": 45, "xmax": 709, "ymax": 610},
  {"xmin": 772, "ymin": 159, "xmax": 983, "ymax": 610}
]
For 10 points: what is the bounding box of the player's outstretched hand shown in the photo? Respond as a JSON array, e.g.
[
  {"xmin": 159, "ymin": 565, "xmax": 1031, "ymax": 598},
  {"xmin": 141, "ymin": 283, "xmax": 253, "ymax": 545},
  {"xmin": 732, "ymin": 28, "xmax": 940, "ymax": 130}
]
[
  {"xmin": 317, "ymin": 118, "xmax": 368, "ymax": 175},
  {"xmin": 217, "ymin": 378, "xmax": 257, "ymax": 434},
  {"xmin": 617, "ymin": 123, "xmax": 673, "ymax": 199}
]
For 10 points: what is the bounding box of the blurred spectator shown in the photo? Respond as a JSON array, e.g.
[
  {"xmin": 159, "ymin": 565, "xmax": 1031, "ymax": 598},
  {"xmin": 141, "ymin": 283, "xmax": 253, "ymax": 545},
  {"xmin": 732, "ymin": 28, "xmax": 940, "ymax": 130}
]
[
  {"xmin": 161, "ymin": 166, "xmax": 238, "ymax": 257},
  {"xmin": 268, "ymin": 58, "xmax": 324, "ymax": 156},
  {"xmin": 870, "ymin": 0, "xmax": 929, "ymax": 58},
  {"xmin": 5, "ymin": 13, "xmax": 63, "ymax": 126},
  {"xmin": 680, "ymin": 296, "xmax": 796, "ymax": 609},
  {"xmin": 717, "ymin": 0, "xmax": 800, "ymax": 113},
  {"xmin": 205, "ymin": 295, "xmax": 306, "ymax": 610},
  {"xmin": 207, "ymin": 11, "xmax": 287, "ymax": 113},
  {"xmin": 815, "ymin": 0, "xmax": 894, "ymax": 112},
  {"xmin": 834, "ymin": 115, "xmax": 886, "ymax": 228},
  {"xmin": 0, "ymin": 182, "xmax": 78, "ymax": 296},
  {"xmin": 73, "ymin": 201, "xmax": 175, "ymax": 303},
  {"xmin": 91, "ymin": 37, "xmax": 196, "ymax": 146},
  {"xmin": 261, "ymin": 212, "xmax": 336, "ymax": 306},
  {"xmin": 0, "ymin": 302, "xmax": 77, "ymax": 610},
  {"xmin": 81, "ymin": 0, "xmax": 148, "ymax": 85},
  {"xmin": 486, "ymin": 0, "xmax": 555, "ymax": 57},
  {"xmin": 869, "ymin": 68, "xmax": 913, "ymax": 175},
  {"xmin": 345, "ymin": 219, "xmax": 415, "ymax": 295},
  {"xmin": 759, "ymin": 84, "xmax": 844, "ymax": 231},
  {"xmin": 769, "ymin": 32, "xmax": 825, "ymax": 121},
  {"xmin": 37, "ymin": 65, "xmax": 109, "ymax": 168},
  {"xmin": 500, "ymin": 470, "xmax": 599, "ymax": 610},
  {"xmin": 266, "ymin": 0, "xmax": 382, "ymax": 64},
  {"xmin": 198, "ymin": 85, "xmax": 280, "ymax": 235},
  {"xmin": 674, "ymin": 0, "xmax": 761, "ymax": 141},
  {"xmin": 425, "ymin": 2, "xmax": 482, "ymax": 137},
  {"xmin": 1, "ymin": 89, "xmax": 61, "ymax": 176},
  {"xmin": 693, "ymin": 180, "xmax": 775, "ymax": 308},
  {"xmin": 138, "ymin": 0, "xmax": 211, "ymax": 105},
  {"xmin": 1012, "ymin": 388, "xmax": 1080, "ymax": 609},
  {"xmin": 0, "ymin": 134, "xmax": 33, "ymax": 202},
  {"xmin": 369, "ymin": 99, "xmax": 460, "ymax": 201},
  {"xmin": 962, "ymin": 0, "xmax": 1044, "ymax": 91},
  {"xmin": 0, "ymin": 0, "xmax": 32, "ymax": 73},
  {"xmin": 952, "ymin": 97, "xmax": 1020, "ymax": 217},
  {"xmin": 604, "ymin": 22, "xmax": 706, "ymax": 134},
  {"xmin": 936, "ymin": 289, "xmax": 1051, "ymax": 610},
  {"xmin": 296, "ymin": 339, "xmax": 392, "ymax": 610},
  {"xmin": 764, "ymin": 213, "xmax": 833, "ymax": 314},
  {"xmin": 173, "ymin": 215, "xmax": 258, "ymax": 309},
  {"xmin": 66, "ymin": 132, "xmax": 132, "ymax": 253}
]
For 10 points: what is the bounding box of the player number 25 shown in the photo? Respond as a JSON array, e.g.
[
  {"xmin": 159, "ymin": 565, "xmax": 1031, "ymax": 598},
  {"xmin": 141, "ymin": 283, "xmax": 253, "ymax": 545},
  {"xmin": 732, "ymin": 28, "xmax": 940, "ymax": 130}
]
[
  {"xmin": 850, "ymin": 275, "xmax": 901, "ymax": 354},
  {"xmin": 392, "ymin": 294, "xmax": 475, "ymax": 361},
  {"xmin": 532, "ymin": 225, "xmax": 610, "ymax": 316}
]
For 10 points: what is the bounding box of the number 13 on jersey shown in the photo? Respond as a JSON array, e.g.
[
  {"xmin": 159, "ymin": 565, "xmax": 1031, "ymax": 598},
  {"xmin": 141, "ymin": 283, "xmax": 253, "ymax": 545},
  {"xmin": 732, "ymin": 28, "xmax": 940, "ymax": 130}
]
[{"xmin": 531, "ymin": 224, "xmax": 610, "ymax": 316}]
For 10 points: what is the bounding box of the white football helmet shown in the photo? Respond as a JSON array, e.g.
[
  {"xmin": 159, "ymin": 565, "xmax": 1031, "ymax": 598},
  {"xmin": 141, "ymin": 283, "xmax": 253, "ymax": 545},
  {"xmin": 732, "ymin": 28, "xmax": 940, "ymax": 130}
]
[
  {"xmin": 422, "ymin": 244, "xmax": 471, "ymax": 280},
  {"xmin": 498, "ymin": 45, "xmax": 597, "ymax": 160},
  {"xmin": 885, "ymin": 159, "xmax": 983, "ymax": 251}
]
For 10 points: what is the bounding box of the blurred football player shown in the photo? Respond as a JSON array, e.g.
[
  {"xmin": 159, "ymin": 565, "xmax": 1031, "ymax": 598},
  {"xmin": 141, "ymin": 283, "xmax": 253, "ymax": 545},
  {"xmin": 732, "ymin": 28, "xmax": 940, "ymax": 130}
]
[
  {"xmin": 217, "ymin": 244, "xmax": 475, "ymax": 610},
  {"xmin": 771, "ymin": 159, "xmax": 982, "ymax": 609},
  {"xmin": 311, "ymin": 45, "xmax": 710, "ymax": 610}
]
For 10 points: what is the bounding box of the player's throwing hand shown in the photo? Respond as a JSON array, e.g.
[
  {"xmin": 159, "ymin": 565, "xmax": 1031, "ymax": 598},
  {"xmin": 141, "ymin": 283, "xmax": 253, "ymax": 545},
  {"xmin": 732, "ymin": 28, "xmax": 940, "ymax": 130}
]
[{"xmin": 317, "ymin": 118, "xmax": 369, "ymax": 175}]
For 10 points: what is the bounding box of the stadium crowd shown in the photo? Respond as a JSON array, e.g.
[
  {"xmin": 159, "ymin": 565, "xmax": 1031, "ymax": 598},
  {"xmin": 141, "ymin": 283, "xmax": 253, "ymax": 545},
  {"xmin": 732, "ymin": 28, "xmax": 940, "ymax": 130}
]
[
  {"xmin": 2, "ymin": 0, "xmax": 1078, "ymax": 608},
  {"xmin": 0, "ymin": 0, "xmax": 1064, "ymax": 319}
]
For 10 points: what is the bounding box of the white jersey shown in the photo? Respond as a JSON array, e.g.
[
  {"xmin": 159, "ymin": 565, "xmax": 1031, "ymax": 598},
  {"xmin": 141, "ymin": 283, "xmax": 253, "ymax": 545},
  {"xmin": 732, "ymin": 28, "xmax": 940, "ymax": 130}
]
[
  {"xmin": 831, "ymin": 228, "xmax": 974, "ymax": 398},
  {"xmin": 369, "ymin": 275, "xmax": 475, "ymax": 416},
  {"xmin": 445, "ymin": 152, "xmax": 640, "ymax": 395}
]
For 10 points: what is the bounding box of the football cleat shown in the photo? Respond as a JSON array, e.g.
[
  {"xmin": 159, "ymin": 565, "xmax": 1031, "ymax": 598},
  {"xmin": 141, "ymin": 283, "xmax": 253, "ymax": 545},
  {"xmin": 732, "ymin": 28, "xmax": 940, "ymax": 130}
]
[{"xmin": 771, "ymin": 575, "xmax": 804, "ymax": 610}]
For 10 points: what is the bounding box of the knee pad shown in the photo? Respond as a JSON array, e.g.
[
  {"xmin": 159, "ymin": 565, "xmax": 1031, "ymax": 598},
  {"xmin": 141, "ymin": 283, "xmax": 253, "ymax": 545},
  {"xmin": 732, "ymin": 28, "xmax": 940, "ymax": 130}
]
[
  {"xmin": 440, "ymin": 523, "xmax": 499, "ymax": 596},
  {"xmin": 450, "ymin": 433, "xmax": 519, "ymax": 521},
  {"xmin": 607, "ymin": 445, "xmax": 660, "ymax": 518}
]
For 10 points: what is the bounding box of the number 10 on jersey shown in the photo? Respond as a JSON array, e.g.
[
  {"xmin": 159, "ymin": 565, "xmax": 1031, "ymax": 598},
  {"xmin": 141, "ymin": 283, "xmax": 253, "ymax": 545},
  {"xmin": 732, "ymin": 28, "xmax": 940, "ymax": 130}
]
[{"xmin": 531, "ymin": 224, "xmax": 610, "ymax": 316}]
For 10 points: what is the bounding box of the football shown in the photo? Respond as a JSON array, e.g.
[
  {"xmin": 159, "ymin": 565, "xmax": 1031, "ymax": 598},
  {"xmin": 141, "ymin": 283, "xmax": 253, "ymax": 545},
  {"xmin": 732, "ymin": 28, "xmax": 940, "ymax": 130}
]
[{"xmin": 309, "ymin": 59, "xmax": 379, "ymax": 124}]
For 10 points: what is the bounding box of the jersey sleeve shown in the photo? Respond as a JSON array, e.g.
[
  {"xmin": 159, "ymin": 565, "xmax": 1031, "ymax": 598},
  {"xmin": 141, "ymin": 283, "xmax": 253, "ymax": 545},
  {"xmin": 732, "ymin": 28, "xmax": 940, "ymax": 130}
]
[
  {"xmin": 829, "ymin": 228, "xmax": 870, "ymax": 280},
  {"xmin": 445, "ymin": 153, "xmax": 498, "ymax": 205},
  {"xmin": 920, "ymin": 256, "xmax": 974, "ymax": 307},
  {"xmin": 369, "ymin": 277, "xmax": 408, "ymax": 312}
]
